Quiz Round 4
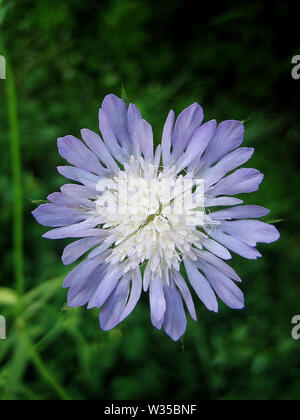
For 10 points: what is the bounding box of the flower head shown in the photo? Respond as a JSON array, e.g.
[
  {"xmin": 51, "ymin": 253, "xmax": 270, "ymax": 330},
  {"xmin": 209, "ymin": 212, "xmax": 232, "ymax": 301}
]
[{"xmin": 33, "ymin": 94, "xmax": 279, "ymax": 341}]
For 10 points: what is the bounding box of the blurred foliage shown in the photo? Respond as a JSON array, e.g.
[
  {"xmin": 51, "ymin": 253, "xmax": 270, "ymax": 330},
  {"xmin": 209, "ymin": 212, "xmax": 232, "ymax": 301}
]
[{"xmin": 0, "ymin": 0, "xmax": 300, "ymax": 400}]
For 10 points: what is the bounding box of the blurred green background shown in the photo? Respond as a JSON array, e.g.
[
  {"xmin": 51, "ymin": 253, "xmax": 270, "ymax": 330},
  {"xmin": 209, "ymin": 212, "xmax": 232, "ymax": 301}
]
[{"xmin": 0, "ymin": 0, "xmax": 300, "ymax": 400}]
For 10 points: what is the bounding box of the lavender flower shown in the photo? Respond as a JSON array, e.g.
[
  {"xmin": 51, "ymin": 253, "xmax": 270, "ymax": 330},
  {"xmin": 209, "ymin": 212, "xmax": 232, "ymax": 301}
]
[{"xmin": 33, "ymin": 94, "xmax": 279, "ymax": 341}]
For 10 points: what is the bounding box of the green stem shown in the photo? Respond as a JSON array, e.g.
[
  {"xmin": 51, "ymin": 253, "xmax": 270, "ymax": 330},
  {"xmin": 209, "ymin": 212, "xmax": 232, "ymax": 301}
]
[
  {"xmin": 0, "ymin": 39, "xmax": 24, "ymax": 296},
  {"xmin": 26, "ymin": 335, "xmax": 71, "ymax": 401}
]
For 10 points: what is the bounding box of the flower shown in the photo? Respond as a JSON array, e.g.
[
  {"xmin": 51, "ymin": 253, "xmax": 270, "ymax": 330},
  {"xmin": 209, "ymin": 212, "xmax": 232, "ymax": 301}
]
[{"xmin": 33, "ymin": 94, "xmax": 280, "ymax": 341}]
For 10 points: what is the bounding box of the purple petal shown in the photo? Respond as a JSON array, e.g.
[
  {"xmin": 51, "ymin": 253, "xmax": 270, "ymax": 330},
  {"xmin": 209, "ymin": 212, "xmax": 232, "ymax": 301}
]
[
  {"xmin": 88, "ymin": 239, "xmax": 114, "ymax": 258},
  {"xmin": 195, "ymin": 250, "xmax": 241, "ymax": 282},
  {"xmin": 209, "ymin": 168, "xmax": 264, "ymax": 196},
  {"xmin": 57, "ymin": 135, "xmax": 105, "ymax": 176},
  {"xmin": 199, "ymin": 261, "xmax": 244, "ymax": 310},
  {"xmin": 184, "ymin": 259, "xmax": 218, "ymax": 312},
  {"xmin": 47, "ymin": 192, "xmax": 92, "ymax": 209},
  {"xmin": 221, "ymin": 220, "xmax": 280, "ymax": 246},
  {"xmin": 202, "ymin": 120, "xmax": 244, "ymax": 167},
  {"xmin": 143, "ymin": 262, "xmax": 152, "ymax": 292},
  {"xmin": 209, "ymin": 229, "xmax": 262, "ymax": 260},
  {"xmin": 202, "ymin": 237, "xmax": 232, "ymax": 260},
  {"xmin": 67, "ymin": 262, "xmax": 106, "ymax": 307},
  {"xmin": 57, "ymin": 166, "xmax": 101, "ymax": 188},
  {"xmin": 151, "ymin": 314, "xmax": 164, "ymax": 330},
  {"xmin": 127, "ymin": 103, "xmax": 142, "ymax": 137},
  {"xmin": 63, "ymin": 256, "xmax": 104, "ymax": 289},
  {"xmin": 211, "ymin": 205, "xmax": 270, "ymax": 220},
  {"xmin": 132, "ymin": 119, "xmax": 154, "ymax": 160},
  {"xmin": 154, "ymin": 145, "xmax": 162, "ymax": 171},
  {"xmin": 32, "ymin": 204, "xmax": 85, "ymax": 228},
  {"xmin": 42, "ymin": 219, "xmax": 104, "ymax": 239},
  {"xmin": 101, "ymin": 94, "xmax": 131, "ymax": 152},
  {"xmin": 62, "ymin": 237, "xmax": 103, "ymax": 265},
  {"xmin": 88, "ymin": 265, "xmax": 123, "ymax": 309},
  {"xmin": 99, "ymin": 108, "xmax": 128, "ymax": 163},
  {"xmin": 61, "ymin": 184, "xmax": 98, "ymax": 200},
  {"xmin": 203, "ymin": 147, "xmax": 254, "ymax": 188},
  {"xmin": 205, "ymin": 196, "xmax": 244, "ymax": 207},
  {"xmin": 99, "ymin": 275, "xmax": 131, "ymax": 331},
  {"xmin": 161, "ymin": 110, "xmax": 175, "ymax": 166},
  {"xmin": 149, "ymin": 275, "xmax": 166, "ymax": 328},
  {"xmin": 81, "ymin": 129, "xmax": 119, "ymax": 173},
  {"xmin": 171, "ymin": 103, "xmax": 204, "ymax": 160},
  {"xmin": 120, "ymin": 268, "xmax": 142, "ymax": 322},
  {"xmin": 163, "ymin": 286, "xmax": 187, "ymax": 341},
  {"xmin": 176, "ymin": 120, "xmax": 217, "ymax": 173},
  {"xmin": 173, "ymin": 271, "xmax": 197, "ymax": 321}
]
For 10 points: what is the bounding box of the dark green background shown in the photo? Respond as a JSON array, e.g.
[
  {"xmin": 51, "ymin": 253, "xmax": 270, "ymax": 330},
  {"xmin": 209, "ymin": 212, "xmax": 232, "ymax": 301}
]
[{"xmin": 0, "ymin": 0, "xmax": 300, "ymax": 400}]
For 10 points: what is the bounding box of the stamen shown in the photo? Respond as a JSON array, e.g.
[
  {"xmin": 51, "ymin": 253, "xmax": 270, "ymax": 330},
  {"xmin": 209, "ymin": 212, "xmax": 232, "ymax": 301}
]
[{"xmin": 96, "ymin": 157, "xmax": 211, "ymax": 278}]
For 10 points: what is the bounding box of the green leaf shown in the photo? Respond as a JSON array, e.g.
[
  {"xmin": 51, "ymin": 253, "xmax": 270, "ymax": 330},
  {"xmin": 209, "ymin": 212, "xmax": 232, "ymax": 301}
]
[
  {"xmin": 23, "ymin": 276, "xmax": 63, "ymax": 319},
  {"xmin": 121, "ymin": 83, "xmax": 130, "ymax": 104},
  {"xmin": 25, "ymin": 197, "xmax": 49, "ymax": 205},
  {"xmin": 1, "ymin": 333, "xmax": 29, "ymax": 400},
  {"xmin": 241, "ymin": 116, "xmax": 254, "ymax": 124},
  {"xmin": 27, "ymin": 335, "xmax": 71, "ymax": 400},
  {"xmin": 0, "ymin": 288, "xmax": 18, "ymax": 306}
]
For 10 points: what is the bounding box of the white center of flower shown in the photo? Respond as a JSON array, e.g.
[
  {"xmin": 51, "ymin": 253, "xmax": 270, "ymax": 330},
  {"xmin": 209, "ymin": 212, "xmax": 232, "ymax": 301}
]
[{"xmin": 96, "ymin": 157, "xmax": 210, "ymax": 279}]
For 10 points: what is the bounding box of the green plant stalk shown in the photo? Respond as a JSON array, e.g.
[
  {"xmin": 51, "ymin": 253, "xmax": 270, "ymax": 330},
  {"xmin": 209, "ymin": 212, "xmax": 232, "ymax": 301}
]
[
  {"xmin": 0, "ymin": 40, "xmax": 25, "ymax": 297},
  {"xmin": 2, "ymin": 329, "xmax": 71, "ymax": 401},
  {"xmin": 1, "ymin": 332, "xmax": 29, "ymax": 400},
  {"xmin": 26, "ymin": 334, "xmax": 71, "ymax": 401}
]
